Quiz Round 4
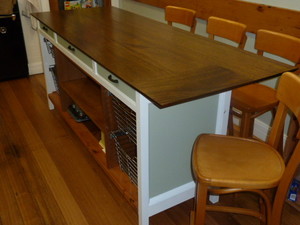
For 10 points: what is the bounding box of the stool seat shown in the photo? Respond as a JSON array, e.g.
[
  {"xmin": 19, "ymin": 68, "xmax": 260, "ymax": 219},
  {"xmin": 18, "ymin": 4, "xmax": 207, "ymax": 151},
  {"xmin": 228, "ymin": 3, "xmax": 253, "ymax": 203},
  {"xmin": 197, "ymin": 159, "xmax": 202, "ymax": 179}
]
[
  {"xmin": 229, "ymin": 29, "xmax": 300, "ymax": 138},
  {"xmin": 191, "ymin": 72, "xmax": 300, "ymax": 225},
  {"xmin": 231, "ymin": 83, "xmax": 278, "ymax": 113},
  {"xmin": 193, "ymin": 134, "xmax": 284, "ymax": 189}
]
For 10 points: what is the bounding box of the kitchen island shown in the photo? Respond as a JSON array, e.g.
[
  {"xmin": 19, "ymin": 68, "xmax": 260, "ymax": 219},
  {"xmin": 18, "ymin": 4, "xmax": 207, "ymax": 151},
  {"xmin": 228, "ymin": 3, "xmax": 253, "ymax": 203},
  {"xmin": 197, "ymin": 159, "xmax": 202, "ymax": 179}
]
[{"xmin": 32, "ymin": 6, "xmax": 296, "ymax": 225}]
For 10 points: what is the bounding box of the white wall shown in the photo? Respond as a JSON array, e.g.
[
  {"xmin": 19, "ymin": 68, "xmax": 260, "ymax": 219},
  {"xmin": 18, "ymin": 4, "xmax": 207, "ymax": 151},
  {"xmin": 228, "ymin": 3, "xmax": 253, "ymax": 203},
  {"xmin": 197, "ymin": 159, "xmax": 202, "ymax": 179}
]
[
  {"xmin": 111, "ymin": 0, "xmax": 120, "ymax": 7},
  {"xmin": 18, "ymin": 0, "xmax": 49, "ymax": 75},
  {"xmin": 240, "ymin": 0, "xmax": 300, "ymax": 10}
]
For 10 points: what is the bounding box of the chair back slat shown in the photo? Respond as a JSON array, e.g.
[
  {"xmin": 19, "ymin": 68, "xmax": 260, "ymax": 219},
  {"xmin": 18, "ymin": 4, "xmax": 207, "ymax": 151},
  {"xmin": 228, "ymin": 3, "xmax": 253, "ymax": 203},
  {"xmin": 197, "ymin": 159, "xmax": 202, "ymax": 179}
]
[
  {"xmin": 165, "ymin": 6, "xmax": 197, "ymax": 33},
  {"xmin": 255, "ymin": 29, "xmax": 300, "ymax": 65},
  {"xmin": 207, "ymin": 16, "xmax": 247, "ymax": 49}
]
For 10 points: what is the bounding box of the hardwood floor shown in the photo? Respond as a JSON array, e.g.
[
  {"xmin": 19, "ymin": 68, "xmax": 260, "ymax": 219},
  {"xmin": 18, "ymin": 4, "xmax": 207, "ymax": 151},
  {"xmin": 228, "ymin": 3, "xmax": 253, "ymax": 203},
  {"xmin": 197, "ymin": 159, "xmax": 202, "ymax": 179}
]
[{"xmin": 0, "ymin": 74, "xmax": 299, "ymax": 225}]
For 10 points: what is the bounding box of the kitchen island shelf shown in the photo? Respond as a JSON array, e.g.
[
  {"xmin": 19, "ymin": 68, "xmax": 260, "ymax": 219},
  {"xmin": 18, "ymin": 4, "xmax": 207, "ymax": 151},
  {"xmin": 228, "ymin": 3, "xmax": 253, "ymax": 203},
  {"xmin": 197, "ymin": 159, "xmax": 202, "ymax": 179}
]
[{"xmin": 48, "ymin": 92, "xmax": 138, "ymax": 208}]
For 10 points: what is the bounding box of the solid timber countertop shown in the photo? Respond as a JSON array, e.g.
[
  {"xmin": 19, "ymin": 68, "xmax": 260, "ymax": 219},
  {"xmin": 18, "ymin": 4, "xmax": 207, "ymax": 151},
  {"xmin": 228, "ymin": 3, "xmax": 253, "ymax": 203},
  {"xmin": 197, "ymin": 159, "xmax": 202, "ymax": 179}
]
[{"xmin": 32, "ymin": 7, "xmax": 297, "ymax": 108}]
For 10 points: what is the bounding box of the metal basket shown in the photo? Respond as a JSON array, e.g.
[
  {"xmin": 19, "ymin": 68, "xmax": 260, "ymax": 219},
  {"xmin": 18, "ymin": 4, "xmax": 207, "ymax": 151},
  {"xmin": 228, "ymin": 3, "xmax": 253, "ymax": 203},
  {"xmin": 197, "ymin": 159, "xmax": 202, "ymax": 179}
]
[
  {"xmin": 111, "ymin": 95, "xmax": 136, "ymax": 144},
  {"xmin": 49, "ymin": 65, "xmax": 59, "ymax": 93},
  {"xmin": 44, "ymin": 38, "xmax": 55, "ymax": 58},
  {"xmin": 111, "ymin": 95, "xmax": 137, "ymax": 185},
  {"xmin": 112, "ymin": 132, "xmax": 137, "ymax": 185}
]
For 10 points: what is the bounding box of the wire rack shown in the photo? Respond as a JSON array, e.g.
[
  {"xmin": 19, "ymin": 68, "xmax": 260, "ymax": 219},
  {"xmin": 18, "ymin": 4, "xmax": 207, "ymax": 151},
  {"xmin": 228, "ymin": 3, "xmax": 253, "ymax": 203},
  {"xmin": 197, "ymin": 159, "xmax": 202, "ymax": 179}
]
[
  {"xmin": 49, "ymin": 65, "xmax": 59, "ymax": 93},
  {"xmin": 111, "ymin": 95, "xmax": 136, "ymax": 144},
  {"xmin": 43, "ymin": 38, "xmax": 54, "ymax": 58},
  {"xmin": 111, "ymin": 95, "xmax": 137, "ymax": 185},
  {"xmin": 111, "ymin": 133, "xmax": 137, "ymax": 185}
]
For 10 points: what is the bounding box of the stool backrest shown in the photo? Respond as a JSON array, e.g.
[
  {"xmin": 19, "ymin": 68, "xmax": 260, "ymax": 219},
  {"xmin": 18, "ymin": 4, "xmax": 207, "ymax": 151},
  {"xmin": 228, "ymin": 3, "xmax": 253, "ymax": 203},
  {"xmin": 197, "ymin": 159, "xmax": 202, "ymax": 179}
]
[
  {"xmin": 267, "ymin": 72, "xmax": 300, "ymax": 225},
  {"xmin": 255, "ymin": 29, "xmax": 300, "ymax": 66},
  {"xmin": 165, "ymin": 6, "xmax": 197, "ymax": 33},
  {"xmin": 207, "ymin": 16, "xmax": 247, "ymax": 49}
]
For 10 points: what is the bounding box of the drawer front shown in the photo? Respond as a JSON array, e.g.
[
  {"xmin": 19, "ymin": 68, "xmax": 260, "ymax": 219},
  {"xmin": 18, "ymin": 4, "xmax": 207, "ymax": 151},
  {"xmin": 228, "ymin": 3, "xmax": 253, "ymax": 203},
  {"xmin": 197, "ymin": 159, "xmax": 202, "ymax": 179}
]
[
  {"xmin": 40, "ymin": 23, "xmax": 54, "ymax": 39},
  {"xmin": 97, "ymin": 64, "xmax": 136, "ymax": 101},
  {"xmin": 57, "ymin": 35, "xmax": 93, "ymax": 69}
]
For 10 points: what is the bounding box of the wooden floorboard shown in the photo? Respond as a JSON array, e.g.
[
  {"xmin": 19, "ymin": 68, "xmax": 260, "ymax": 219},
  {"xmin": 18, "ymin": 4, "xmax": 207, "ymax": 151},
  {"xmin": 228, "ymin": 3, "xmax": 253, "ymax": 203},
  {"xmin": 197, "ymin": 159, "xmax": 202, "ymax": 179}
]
[{"xmin": 0, "ymin": 74, "xmax": 299, "ymax": 225}]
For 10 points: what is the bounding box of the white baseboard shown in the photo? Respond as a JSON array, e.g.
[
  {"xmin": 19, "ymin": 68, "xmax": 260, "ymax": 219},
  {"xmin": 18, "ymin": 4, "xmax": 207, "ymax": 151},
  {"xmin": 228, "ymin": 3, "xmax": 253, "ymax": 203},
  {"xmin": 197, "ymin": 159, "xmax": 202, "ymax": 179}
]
[
  {"xmin": 148, "ymin": 181, "xmax": 195, "ymax": 216},
  {"xmin": 233, "ymin": 117, "xmax": 287, "ymax": 143},
  {"xmin": 253, "ymin": 119, "xmax": 270, "ymax": 141},
  {"xmin": 28, "ymin": 61, "xmax": 43, "ymax": 75}
]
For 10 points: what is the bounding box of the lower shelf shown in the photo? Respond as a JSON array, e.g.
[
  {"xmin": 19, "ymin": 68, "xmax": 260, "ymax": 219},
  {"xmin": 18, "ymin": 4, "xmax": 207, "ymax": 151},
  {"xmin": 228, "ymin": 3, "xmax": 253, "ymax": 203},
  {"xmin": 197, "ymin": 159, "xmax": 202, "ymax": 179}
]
[{"xmin": 48, "ymin": 92, "xmax": 138, "ymax": 208}]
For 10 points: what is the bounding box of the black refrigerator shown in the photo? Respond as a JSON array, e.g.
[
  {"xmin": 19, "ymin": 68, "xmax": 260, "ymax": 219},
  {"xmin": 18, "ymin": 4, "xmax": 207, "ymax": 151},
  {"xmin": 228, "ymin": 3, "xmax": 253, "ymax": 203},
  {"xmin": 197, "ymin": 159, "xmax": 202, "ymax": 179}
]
[{"xmin": 0, "ymin": 3, "xmax": 29, "ymax": 81}]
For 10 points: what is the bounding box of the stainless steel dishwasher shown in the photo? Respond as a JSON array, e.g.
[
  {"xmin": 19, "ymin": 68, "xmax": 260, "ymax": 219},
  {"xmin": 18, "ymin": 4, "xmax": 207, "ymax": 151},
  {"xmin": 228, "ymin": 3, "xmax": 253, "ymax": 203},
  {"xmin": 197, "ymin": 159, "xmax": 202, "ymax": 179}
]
[{"xmin": 0, "ymin": 3, "xmax": 29, "ymax": 81}]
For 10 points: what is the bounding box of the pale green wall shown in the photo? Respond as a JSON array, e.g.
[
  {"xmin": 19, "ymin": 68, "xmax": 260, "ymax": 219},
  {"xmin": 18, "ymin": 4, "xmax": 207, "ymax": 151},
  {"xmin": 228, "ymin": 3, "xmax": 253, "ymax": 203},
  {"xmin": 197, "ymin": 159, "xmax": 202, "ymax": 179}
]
[{"xmin": 148, "ymin": 95, "xmax": 218, "ymax": 197}]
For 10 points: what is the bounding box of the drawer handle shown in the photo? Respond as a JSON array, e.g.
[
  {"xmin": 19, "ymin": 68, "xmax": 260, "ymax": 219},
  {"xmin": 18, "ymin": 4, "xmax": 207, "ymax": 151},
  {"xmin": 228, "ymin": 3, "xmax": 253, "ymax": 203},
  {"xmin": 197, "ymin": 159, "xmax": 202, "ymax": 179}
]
[
  {"xmin": 68, "ymin": 45, "xmax": 76, "ymax": 52},
  {"xmin": 108, "ymin": 75, "xmax": 119, "ymax": 83},
  {"xmin": 42, "ymin": 26, "xmax": 48, "ymax": 31}
]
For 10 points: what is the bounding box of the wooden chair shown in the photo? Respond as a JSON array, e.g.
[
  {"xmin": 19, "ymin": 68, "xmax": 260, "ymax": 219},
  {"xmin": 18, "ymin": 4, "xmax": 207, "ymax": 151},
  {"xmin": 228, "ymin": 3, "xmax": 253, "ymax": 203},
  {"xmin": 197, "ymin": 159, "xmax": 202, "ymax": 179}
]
[
  {"xmin": 191, "ymin": 72, "xmax": 300, "ymax": 225},
  {"xmin": 207, "ymin": 16, "xmax": 247, "ymax": 49},
  {"xmin": 165, "ymin": 6, "xmax": 197, "ymax": 33},
  {"xmin": 206, "ymin": 16, "xmax": 247, "ymax": 136},
  {"xmin": 229, "ymin": 29, "xmax": 300, "ymax": 138}
]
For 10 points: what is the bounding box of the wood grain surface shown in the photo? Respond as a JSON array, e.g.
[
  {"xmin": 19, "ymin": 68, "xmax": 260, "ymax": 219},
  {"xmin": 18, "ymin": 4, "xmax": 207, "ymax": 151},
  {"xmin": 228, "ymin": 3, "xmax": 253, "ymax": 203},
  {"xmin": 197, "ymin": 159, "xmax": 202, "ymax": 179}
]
[{"xmin": 32, "ymin": 7, "xmax": 296, "ymax": 108}]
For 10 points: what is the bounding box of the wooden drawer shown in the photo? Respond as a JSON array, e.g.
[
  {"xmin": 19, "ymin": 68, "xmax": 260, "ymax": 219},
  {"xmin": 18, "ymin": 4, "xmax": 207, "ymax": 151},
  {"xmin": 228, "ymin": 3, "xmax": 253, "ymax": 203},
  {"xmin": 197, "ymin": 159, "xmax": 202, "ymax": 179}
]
[
  {"xmin": 39, "ymin": 23, "xmax": 55, "ymax": 39},
  {"xmin": 96, "ymin": 64, "xmax": 136, "ymax": 101},
  {"xmin": 57, "ymin": 35, "xmax": 93, "ymax": 69}
]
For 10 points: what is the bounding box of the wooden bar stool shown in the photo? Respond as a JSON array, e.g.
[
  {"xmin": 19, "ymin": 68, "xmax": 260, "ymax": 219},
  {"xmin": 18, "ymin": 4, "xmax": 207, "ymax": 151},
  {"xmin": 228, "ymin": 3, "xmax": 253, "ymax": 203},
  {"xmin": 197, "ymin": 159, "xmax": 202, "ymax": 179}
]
[
  {"xmin": 191, "ymin": 72, "xmax": 300, "ymax": 225},
  {"xmin": 165, "ymin": 6, "xmax": 197, "ymax": 33},
  {"xmin": 206, "ymin": 16, "xmax": 247, "ymax": 136},
  {"xmin": 229, "ymin": 29, "xmax": 300, "ymax": 138},
  {"xmin": 207, "ymin": 16, "xmax": 247, "ymax": 49}
]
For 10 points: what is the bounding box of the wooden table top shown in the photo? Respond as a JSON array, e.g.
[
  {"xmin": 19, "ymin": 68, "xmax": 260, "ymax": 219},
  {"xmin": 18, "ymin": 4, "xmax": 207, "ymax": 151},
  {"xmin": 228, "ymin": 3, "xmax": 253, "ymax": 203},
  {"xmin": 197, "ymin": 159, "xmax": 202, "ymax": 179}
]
[{"xmin": 32, "ymin": 7, "xmax": 297, "ymax": 108}]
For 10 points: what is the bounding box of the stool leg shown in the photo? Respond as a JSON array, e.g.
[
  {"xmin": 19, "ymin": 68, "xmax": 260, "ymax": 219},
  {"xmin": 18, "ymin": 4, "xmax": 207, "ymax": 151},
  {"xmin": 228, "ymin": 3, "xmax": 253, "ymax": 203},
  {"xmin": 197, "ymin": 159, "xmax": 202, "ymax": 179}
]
[
  {"xmin": 227, "ymin": 106, "xmax": 234, "ymax": 136},
  {"xmin": 240, "ymin": 112, "xmax": 254, "ymax": 138},
  {"xmin": 259, "ymin": 197, "xmax": 266, "ymax": 225},
  {"xmin": 283, "ymin": 115, "xmax": 298, "ymax": 161},
  {"xmin": 194, "ymin": 182, "xmax": 209, "ymax": 225}
]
